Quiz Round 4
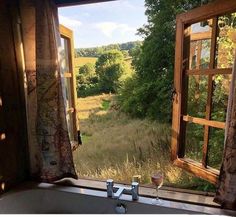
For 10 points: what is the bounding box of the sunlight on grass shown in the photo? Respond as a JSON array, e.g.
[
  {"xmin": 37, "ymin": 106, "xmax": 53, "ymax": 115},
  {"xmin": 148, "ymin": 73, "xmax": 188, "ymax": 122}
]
[
  {"xmin": 101, "ymin": 99, "xmax": 111, "ymax": 111},
  {"xmin": 74, "ymin": 94, "xmax": 215, "ymax": 192},
  {"xmin": 75, "ymin": 57, "xmax": 98, "ymax": 69}
]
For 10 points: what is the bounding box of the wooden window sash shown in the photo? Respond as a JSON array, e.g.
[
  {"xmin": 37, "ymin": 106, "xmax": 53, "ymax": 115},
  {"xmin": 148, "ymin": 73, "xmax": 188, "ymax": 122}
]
[
  {"xmin": 190, "ymin": 31, "xmax": 211, "ymax": 41},
  {"xmin": 173, "ymin": 158, "xmax": 219, "ymax": 184},
  {"xmin": 60, "ymin": 24, "xmax": 79, "ymax": 146},
  {"xmin": 171, "ymin": 0, "xmax": 236, "ymax": 184},
  {"xmin": 177, "ymin": 0, "xmax": 236, "ymax": 25}
]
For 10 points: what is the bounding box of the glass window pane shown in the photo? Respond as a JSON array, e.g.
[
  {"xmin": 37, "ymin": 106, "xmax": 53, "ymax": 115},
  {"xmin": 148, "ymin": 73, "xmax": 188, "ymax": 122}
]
[
  {"xmin": 207, "ymin": 127, "xmax": 224, "ymax": 170},
  {"xmin": 190, "ymin": 39, "xmax": 211, "ymax": 69},
  {"xmin": 189, "ymin": 20, "xmax": 212, "ymax": 70},
  {"xmin": 211, "ymin": 74, "xmax": 231, "ymax": 122},
  {"xmin": 61, "ymin": 37, "xmax": 70, "ymax": 73},
  {"xmin": 64, "ymin": 77, "xmax": 73, "ymax": 109},
  {"xmin": 191, "ymin": 20, "xmax": 212, "ymax": 33},
  {"xmin": 185, "ymin": 123, "xmax": 204, "ymax": 163},
  {"xmin": 216, "ymin": 13, "xmax": 236, "ymax": 68},
  {"xmin": 66, "ymin": 112, "xmax": 74, "ymax": 142},
  {"xmin": 187, "ymin": 75, "xmax": 208, "ymax": 118}
]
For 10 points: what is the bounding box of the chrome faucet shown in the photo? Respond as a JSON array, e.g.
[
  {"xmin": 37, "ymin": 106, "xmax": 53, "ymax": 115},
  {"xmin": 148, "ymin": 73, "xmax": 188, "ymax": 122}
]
[{"xmin": 106, "ymin": 179, "xmax": 139, "ymax": 201}]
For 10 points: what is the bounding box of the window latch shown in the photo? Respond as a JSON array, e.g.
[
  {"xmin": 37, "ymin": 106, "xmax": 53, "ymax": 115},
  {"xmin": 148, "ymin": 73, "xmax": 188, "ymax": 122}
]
[{"xmin": 171, "ymin": 88, "xmax": 177, "ymax": 102}]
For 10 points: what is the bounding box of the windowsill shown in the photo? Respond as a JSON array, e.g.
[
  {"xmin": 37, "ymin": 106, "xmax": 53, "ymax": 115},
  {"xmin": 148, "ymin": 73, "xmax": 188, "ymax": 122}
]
[{"xmin": 55, "ymin": 177, "xmax": 219, "ymax": 208}]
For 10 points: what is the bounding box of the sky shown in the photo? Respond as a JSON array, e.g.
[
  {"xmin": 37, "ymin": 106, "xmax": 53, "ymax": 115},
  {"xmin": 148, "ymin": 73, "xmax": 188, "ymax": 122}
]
[{"xmin": 58, "ymin": 0, "xmax": 147, "ymax": 48}]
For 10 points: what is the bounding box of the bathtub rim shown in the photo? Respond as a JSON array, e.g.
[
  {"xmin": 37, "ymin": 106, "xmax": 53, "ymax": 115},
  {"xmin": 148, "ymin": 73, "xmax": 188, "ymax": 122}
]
[{"xmin": 1, "ymin": 181, "xmax": 236, "ymax": 215}]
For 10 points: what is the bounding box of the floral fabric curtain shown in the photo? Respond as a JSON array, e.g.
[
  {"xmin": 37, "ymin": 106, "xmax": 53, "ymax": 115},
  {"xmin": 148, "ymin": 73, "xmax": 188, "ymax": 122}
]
[
  {"xmin": 214, "ymin": 49, "xmax": 236, "ymax": 210},
  {"xmin": 20, "ymin": 0, "xmax": 77, "ymax": 181}
]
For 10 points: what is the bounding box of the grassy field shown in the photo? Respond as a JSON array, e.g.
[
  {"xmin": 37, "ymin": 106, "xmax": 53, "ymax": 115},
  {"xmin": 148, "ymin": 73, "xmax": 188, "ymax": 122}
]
[
  {"xmin": 74, "ymin": 57, "xmax": 98, "ymax": 69},
  {"xmin": 73, "ymin": 94, "xmax": 215, "ymax": 191}
]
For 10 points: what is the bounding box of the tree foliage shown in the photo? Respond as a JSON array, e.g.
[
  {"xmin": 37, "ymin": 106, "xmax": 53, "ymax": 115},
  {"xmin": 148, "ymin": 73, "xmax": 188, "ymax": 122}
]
[
  {"xmin": 75, "ymin": 41, "xmax": 142, "ymax": 57},
  {"xmin": 76, "ymin": 63, "xmax": 99, "ymax": 97},
  {"xmin": 96, "ymin": 50, "xmax": 126, "ymax": 93},
  {"xmin": 118, "ymin": 0, "xmax": 208, "ymax": 122}
]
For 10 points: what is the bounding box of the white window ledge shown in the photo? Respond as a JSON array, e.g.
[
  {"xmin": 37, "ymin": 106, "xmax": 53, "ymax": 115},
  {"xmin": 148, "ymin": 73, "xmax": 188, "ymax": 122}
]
[{"xmin": 55, "ymin": 178, "xmax": 219, "ymax": 207}]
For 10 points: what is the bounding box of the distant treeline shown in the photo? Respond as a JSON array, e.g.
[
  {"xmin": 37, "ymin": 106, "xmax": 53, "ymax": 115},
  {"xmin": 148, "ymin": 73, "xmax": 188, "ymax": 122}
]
[{"xmin": 75, "ymin": 41, "xmax": 142, "ymax": 57}]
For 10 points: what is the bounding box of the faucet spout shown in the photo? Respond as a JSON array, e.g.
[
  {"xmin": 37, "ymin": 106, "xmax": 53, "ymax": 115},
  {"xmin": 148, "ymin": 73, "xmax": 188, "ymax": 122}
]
[
  {"xmin": 113, "ymin": 187, "xmax": 125, "ymax": 199},
  {"xmin": 106, "ymin": 179, "xmax": 139, "ymax": 201}
]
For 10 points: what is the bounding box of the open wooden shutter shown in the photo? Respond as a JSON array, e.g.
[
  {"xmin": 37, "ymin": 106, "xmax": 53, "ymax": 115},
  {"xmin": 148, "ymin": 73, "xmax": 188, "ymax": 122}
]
[
  {"xmin": 171, "ymin": 0, "xmax": 236, "ymax": 184},
  {"xmin": 59, "ymin": 24, "xmax": 81, "ymax": 149}
]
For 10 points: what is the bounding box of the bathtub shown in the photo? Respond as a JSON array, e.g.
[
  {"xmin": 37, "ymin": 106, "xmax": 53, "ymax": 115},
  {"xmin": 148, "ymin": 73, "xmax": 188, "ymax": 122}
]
[{"xmin": 0, "ymin": 182, "xmax": 235, "ymax": 214}]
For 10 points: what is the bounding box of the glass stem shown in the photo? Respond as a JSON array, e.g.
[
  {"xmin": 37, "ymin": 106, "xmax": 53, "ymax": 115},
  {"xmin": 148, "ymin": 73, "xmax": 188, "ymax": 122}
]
[{"xmin": 156, "ymin": 187, "xmax": 159, "ymax": 200}]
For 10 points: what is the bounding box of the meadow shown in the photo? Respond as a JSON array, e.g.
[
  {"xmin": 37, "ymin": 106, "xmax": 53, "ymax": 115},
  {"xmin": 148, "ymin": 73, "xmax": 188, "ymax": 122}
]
[
  {"xmin": 73, "ymin": 94, "xmax": 215, "ymax": 191},
  {"xmin": 74, "ymin": 57, "xmax": 98, "ymax": 69}
]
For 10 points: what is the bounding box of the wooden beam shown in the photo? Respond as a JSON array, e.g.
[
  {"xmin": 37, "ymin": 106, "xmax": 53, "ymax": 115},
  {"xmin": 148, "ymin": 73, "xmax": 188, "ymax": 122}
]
[
  {"xmin": 183, "ymin": 115, "xmax": 225, "ymax": 129},
  {"xmin": 186, "ymin": 68, "xmax": 232, "ymax": 75},
  {"xmin": 190, "ymin": 31, "xmax": 211, "ymax": 41},
  {"xmin": 177, "ymin": 0, "xmax": 236, "ymax": 25}
]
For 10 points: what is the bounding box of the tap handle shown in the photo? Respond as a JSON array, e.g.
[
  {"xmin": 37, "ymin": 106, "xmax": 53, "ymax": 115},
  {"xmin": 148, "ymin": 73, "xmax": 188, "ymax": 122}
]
[
  {"xmin": 106, "ymin": 179, "xmax": 114, "ymax": 197},
  {"xmin": 131, "ymin": 182, "xmax": 139, "ymax": 201}
]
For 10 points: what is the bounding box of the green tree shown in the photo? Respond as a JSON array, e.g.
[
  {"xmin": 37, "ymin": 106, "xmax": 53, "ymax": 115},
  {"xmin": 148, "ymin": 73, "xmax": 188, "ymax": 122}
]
[
  {"xmin": 96, "ymin": 50, "xmax": 126, "ymax": 93},
  {"xmin": 76, "ymin": 63, "xmax": 99, "ymax": 97},
  {"xmin": 78, "ymin": 63, "xmax": 97, "ymax": 81},
  {"xmin": 119, "ymin": 0, "xmax": 210, "ymax": 122}
]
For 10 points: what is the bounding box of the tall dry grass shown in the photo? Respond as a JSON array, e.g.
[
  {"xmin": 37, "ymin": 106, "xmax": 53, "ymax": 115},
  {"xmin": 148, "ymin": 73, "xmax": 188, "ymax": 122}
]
[{"xmin": 74, "ymin": 94, "xmax": 215, "ymax": 191}]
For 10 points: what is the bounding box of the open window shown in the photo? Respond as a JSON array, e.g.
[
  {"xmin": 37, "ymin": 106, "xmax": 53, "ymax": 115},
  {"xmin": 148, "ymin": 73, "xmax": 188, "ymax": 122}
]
[
  {"xmin": 171, "ymin": 0, "xmax": 236, "ymax": 184},
  {"xmin": 59, "ymin": 25, "xmax": 80, "ymax": 148}
]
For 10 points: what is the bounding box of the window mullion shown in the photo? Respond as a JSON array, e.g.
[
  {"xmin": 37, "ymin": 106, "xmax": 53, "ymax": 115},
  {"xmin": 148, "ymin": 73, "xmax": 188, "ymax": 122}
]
[{"xmin": 202, "ymin": 17, "xmax": 218, "ymax": 168}]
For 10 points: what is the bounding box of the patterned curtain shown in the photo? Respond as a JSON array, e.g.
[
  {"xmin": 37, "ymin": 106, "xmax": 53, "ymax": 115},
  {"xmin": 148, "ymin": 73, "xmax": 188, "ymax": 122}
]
[
  {"xmin": 214, "ymin": 49, "xmax": 236, "ymax": 210},
  {"xmin": 20, "ymin": 0, "xmax": 77, "ymax": 182}
]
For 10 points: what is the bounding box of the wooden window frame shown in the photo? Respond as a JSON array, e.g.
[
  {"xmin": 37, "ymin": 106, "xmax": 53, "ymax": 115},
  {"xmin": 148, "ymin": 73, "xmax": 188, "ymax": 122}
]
[
  {"xmin": 60, "ymin": 25, "xmax": 79, "ymax": 147},
  {"xmin": 171, "ymin": 0, "xmax": 236, "ymax": 184}
]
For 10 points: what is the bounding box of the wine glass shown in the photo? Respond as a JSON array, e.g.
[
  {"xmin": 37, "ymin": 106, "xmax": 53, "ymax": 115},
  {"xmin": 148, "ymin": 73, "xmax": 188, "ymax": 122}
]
[{"xmin": 151, "ymin": 171, "xmax": 164, "ymax": 205}]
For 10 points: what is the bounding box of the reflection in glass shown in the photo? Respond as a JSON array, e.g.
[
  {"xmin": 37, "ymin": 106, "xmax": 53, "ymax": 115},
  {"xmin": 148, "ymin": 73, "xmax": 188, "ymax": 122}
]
[
  {"xmin": 65, "ymin": 77, "xmax": 73, "ymax": 109},
  {"xmin": 66, "ymin": 112, "xmax": 74, "ymax": 143},
  {"xmin": 190, "ymin": 40, "xmax": 211, "ymax": 69},
  {"xmin": 61, "ymin": 37, "xmax": 70, "ymax": 73},
  {"xmin": 60, "ymin": 36, "xmax": 75, "ymax": 142},
  {"xmin": 189, "ymin": 20, "xmax": 212, "ymax": 70},
  {"xmin": 187, "ymin": 75, "xmax": 208, "ymax": 118},
  {"xmin": 211, "ymin": 74, "xmax": 231, "ymax": 122},
  {"xmin": 191, "ymin": 20, "xmax": 212, "ymax": 33},
  {"xmin": 216, "ymin": 13, "xmax": 236, "ymax": 68},
  {"xmin": 207, "ymin": 128, "xmax": 224, "ymax": 170},
  {"xmin": 185, "ymin": 123, "xmax": 204, "ymax": 163}
]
